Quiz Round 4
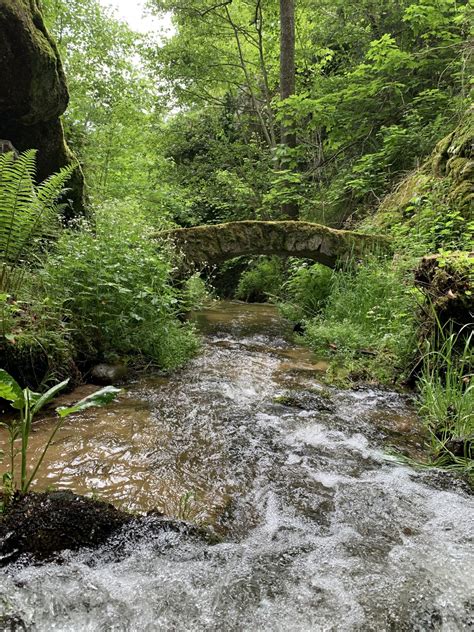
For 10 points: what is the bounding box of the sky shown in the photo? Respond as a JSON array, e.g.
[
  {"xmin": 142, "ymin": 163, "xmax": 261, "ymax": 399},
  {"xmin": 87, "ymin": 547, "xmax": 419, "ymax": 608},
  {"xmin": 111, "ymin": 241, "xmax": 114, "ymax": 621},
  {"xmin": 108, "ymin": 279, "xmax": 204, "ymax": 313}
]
[{"xmin": 98, "ymin": 0, "xmax": 172, "ymax": 34}]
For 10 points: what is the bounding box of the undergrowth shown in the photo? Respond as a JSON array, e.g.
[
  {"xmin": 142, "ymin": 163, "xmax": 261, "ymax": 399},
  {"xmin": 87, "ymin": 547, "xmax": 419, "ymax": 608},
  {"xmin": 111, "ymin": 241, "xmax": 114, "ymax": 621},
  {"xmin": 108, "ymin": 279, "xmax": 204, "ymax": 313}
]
[
  {"xmin": 1, "ymin": 192, "xmax": 202, "ymax": 386},
  {"xmin": 417, "ymin": 326, "xmax": 473, "ymax": 478},
  {"xmin": 41, "ymin": 200, "xmax": 200, "ymax": 370},
  {"xmin": 235, "ymin": 257, "xmax": 285, "ymax": 303},
  {"xmin": 281, "ymin": 257, "xmax": 420, "ymax": 385}
]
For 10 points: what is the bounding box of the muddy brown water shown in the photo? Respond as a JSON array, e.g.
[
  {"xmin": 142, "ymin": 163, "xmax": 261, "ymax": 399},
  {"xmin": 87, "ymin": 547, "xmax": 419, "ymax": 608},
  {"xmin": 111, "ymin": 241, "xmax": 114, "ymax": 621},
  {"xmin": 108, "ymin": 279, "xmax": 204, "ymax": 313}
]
[{"xmin": 0, "ymin": 301, "xmax": 473, "ymax": 631}]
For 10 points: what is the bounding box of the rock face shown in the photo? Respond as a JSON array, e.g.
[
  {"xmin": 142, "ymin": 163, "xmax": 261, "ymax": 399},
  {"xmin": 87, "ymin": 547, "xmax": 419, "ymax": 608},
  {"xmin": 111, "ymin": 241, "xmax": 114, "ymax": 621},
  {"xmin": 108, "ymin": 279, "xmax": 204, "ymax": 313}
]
[
  {"xmin": 158, "ymin": 220, "xmax": 389, "ymax": 270},
  {"xmin": 0, "ymin": 0, "xmax": 85, "ymax": 216},
  {"xmin": 431, "ymin": 107, "xmax": 473, "ymax": 213}
]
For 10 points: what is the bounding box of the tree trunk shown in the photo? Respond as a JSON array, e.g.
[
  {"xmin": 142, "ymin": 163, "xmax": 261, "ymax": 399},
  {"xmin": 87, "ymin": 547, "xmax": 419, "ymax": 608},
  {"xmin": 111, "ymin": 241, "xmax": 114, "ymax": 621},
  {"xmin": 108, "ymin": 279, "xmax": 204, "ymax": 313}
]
[{"xmin": 279, "ymin": 0, "xmax": 298, "ymax": 219}]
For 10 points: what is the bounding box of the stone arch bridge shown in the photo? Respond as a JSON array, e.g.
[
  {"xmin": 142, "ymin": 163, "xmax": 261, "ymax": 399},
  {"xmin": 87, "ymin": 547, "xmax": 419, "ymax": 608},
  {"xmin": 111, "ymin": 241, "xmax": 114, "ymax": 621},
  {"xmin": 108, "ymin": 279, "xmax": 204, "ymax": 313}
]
[{"xmin": 157, "ymin": 221, "xmax": 389, "ymax": 269}]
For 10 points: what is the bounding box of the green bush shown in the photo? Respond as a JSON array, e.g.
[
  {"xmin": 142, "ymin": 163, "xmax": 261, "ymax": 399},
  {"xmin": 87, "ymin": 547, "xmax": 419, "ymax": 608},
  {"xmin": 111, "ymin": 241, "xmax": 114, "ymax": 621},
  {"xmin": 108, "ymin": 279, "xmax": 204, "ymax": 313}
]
[
  {"xmin": 235, "ymin": 257, "xmax": 285, "ymax": 303},
  {"xmin": 303, "ymin": 258, "xmax": 420, "ymax": 382},
  {"xmin": 280, "ymin": 261, "xmax": 335, "ymax": 321},
  {"xmin": 41, "ymin": 200, "xmax": 199, "ymax": 369},
  {"xmin": 180, "ymin": 273, "xmax": 211, "ymax": 312}
]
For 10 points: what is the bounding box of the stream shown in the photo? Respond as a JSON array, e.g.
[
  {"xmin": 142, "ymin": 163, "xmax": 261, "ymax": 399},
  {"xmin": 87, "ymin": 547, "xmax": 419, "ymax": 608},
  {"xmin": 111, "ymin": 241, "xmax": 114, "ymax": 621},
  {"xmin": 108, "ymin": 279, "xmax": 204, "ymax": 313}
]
[{"xmin": 0, "ymin": 301, "xmax": 473, "ymax": 631}]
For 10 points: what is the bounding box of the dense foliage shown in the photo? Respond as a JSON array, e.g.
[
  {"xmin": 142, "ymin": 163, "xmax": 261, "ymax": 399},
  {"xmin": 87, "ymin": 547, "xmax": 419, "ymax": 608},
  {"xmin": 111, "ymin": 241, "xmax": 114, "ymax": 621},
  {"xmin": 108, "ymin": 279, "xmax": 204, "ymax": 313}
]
[
  {"xmin": 0, "ymin": 155, "xmax": 200, "ymax": 387},
  {"xmin": 41, "ymin": 202, "xmax": 199, "ymax": 369},
  {"xmin": 0, "ymin": 0, "xmax": 471, "ymax": 477},
  {"xmin": 145, "ymin": 0, "xmax": 471, "ymax": 225},
  {"xmin": 39, "ymin": 0, "xmax": 471, "ymax": 226}
]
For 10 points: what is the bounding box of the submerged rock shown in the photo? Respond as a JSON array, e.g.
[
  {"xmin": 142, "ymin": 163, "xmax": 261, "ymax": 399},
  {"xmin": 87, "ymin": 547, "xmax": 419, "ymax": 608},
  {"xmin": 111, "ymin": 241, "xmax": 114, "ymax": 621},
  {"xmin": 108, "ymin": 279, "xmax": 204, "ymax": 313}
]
[
  {"xmin": 90, "ymin": 363, "xmax": 128, "ymax": 385},
  {"xmin": 273, "ymin": 390, "xmax": 335, "ymax": 412}
]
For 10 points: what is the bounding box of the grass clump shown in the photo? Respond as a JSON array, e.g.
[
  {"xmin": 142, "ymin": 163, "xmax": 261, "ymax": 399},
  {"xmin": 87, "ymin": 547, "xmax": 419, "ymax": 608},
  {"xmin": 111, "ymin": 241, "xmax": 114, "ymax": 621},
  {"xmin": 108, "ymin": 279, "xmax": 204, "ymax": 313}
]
[{"xmin": 416, "ymin": 327, "xmax": 473, "ymax": 478}]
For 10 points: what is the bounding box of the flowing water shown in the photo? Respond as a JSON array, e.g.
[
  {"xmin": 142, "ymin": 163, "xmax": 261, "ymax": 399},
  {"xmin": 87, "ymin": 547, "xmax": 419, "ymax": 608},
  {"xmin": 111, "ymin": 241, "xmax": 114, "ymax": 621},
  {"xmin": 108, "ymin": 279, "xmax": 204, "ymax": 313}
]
[{"xmin": 0, "ymin": 302, "xmax": 473, "ymax": 631}]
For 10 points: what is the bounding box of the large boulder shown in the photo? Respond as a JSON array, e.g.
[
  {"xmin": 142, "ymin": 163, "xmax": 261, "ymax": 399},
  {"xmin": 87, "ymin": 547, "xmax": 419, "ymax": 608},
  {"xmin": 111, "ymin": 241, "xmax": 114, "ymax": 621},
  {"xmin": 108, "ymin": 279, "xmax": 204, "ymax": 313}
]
[{"xmin": 0, "ymin": 0, "xmax": 85, "ymax": 216}]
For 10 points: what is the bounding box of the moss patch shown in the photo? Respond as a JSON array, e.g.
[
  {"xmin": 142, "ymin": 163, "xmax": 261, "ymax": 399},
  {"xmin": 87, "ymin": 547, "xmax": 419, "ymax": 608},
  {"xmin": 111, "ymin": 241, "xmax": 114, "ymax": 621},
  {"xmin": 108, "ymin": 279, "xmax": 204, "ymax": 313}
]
[{"xmin": 366, "ymin": 108, "xmax": 473, "ymax": 233}]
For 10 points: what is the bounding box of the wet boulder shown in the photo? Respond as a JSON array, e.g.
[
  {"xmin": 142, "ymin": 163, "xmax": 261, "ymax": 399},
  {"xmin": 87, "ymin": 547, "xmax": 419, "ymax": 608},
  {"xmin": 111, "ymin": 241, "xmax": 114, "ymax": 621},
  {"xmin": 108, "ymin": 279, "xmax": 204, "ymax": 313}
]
[
  {"xmin": 90, "ymin": 363, "xmax": 128, "ymax": 385},
  {"xmin": 0, "ymin": 490, "xmax": 219, "ymax": 566},
  {"xmin": 0, "ymin": 0, "xmax": 85, "ymax": 216}
]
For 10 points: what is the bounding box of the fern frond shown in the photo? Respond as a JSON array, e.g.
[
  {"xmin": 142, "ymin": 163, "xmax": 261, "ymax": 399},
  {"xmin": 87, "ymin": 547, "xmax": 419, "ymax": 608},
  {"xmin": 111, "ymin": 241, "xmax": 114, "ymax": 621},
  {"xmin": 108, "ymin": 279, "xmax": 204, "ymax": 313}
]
[
  {"xmin": 0, "ymin": 150, "xmax": 38, "ymax": 265},
  {"xmin": 0, "ymin": 150, "xmax": 73, "ymax": 292},
  {"xmin": 36, "ymin": 164, "xmax": 74, "ymax": 208},
  {"xmin": 14, "ymin": 163, "xmax": 74, "ymax": 268}
]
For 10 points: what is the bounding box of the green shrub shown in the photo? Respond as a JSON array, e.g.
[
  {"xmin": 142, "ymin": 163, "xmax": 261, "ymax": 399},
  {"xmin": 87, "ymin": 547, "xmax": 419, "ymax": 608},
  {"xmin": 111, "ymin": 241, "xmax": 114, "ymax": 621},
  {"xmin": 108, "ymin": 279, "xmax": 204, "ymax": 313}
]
[
  {"xmin": 180, "ymin": 273, "xmax": 211, "ymax": 313},
  {"xmin": 303, "ymin": 258, "xmax": 420, "ymax": 382},
  {"xmin": 41, "ymin": 200, "xmax": 199, "ymax": 369},
  {"xmin": 280, "ymin": 261, "xmax": 335, "ymax": 321},
  {"xmin": 235, "ymin": 257, "xmax": 285, "ymax": 302}
]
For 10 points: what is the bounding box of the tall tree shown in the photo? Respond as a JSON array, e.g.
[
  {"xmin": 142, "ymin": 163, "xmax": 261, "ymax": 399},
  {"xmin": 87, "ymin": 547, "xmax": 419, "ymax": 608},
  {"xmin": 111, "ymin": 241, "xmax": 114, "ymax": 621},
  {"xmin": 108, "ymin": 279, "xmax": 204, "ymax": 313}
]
[{"xmin": 279, "ymin": 0, "xmax": 298, "ymax": 219}]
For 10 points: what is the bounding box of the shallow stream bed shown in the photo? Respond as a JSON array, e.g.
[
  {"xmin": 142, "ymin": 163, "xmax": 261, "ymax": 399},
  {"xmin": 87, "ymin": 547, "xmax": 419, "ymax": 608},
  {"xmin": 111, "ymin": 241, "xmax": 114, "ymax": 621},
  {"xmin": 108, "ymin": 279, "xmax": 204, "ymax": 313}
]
[{"xmin": 0, "ymin": 302, "xmax": 473, "ymax": 631}]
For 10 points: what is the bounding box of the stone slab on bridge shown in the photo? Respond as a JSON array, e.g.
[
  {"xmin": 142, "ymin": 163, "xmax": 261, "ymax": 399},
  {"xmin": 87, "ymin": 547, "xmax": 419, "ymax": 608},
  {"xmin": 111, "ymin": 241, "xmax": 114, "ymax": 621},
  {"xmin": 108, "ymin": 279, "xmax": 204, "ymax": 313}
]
[{"xmin": 158, "ymin": 220, "xmax": 389, "ymax": 269}]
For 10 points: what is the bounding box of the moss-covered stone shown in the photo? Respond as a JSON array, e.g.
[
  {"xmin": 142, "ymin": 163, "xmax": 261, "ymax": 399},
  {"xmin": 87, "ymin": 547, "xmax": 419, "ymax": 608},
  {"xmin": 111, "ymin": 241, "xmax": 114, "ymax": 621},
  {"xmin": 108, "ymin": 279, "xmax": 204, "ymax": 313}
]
[
  {"xmin": 0, "ymin": 0, "xmax": 85, "ymax": 216},
  {"xmin": 157, "ymin": 220, "xmax": 389, "ymax": 270}
]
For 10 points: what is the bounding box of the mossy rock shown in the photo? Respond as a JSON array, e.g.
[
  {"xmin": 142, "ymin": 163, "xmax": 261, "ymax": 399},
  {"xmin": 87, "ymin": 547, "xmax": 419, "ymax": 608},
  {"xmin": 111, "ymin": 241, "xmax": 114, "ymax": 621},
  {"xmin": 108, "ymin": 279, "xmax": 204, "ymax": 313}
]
[{"xmin": 0, "ymin": 0, "xmax": 85, "ymax": 216}]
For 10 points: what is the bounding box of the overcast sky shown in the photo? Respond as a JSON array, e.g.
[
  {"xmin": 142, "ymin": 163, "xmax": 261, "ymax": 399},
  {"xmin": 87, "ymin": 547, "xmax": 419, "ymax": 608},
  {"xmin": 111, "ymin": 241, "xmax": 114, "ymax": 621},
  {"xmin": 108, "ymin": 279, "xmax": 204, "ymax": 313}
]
[{"xmin": 98, "ymin": 0, "xmax": 172, "ymax": 34}]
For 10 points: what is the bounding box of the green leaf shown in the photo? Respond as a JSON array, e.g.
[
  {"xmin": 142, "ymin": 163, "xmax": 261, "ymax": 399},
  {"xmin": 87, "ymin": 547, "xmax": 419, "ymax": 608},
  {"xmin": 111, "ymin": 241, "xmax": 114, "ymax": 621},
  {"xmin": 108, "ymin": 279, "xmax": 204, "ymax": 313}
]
[
  {"xmin": 30, "ymin": 379, "xmax": 70, "ymax": 415},
  {"xmin": 56, "ymin": 386, "xmax": 121, "ymax": 418},
  {"xmin": 0, "ymin": 369, "xmax": 24, "ymax": 409}
]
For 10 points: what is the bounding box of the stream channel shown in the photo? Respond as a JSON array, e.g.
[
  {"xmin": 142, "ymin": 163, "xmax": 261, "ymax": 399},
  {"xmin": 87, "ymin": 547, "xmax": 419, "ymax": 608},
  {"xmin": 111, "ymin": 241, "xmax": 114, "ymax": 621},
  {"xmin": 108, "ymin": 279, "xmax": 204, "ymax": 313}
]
[{"xmin": 0, "ymin": 301, "xmax": 473, "ymax": 631}]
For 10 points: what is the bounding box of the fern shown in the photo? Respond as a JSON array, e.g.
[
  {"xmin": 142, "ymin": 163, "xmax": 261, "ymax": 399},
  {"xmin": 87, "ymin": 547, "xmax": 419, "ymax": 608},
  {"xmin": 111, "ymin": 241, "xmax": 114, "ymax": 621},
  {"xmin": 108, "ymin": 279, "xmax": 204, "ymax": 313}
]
[{"xmin": 0, "ymin": 150, "xmax": 73, "ymax": 292}]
